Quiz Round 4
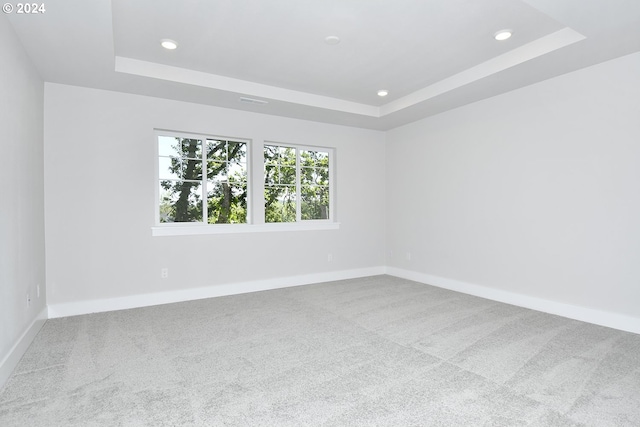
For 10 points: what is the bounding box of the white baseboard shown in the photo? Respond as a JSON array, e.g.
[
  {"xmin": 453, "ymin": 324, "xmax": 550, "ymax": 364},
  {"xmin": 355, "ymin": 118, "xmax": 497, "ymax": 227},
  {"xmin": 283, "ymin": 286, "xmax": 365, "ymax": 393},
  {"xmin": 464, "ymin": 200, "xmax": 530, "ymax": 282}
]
[
  {"xmin": 3, "ymin": 266, "xmax": 637, "ymax": 392},
  {"xmin": 385, "ymin": 267, "xmax": 640, "ymax": 335},
  {"xmin": 0, "ymin": 307, "xmax": 47, "ymax": 391},
  {"xmin": 48, "ymin": 266, "xmax": 386, "ymax": 319}
]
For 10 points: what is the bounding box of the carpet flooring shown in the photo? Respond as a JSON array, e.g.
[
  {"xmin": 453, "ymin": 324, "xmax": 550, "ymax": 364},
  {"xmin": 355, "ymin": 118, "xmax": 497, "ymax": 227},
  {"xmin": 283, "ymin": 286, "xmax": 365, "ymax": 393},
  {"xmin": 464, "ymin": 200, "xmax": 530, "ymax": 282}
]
[{"xmin": 1, "ymin": 275, "xmax": 639, "ymax": 426}]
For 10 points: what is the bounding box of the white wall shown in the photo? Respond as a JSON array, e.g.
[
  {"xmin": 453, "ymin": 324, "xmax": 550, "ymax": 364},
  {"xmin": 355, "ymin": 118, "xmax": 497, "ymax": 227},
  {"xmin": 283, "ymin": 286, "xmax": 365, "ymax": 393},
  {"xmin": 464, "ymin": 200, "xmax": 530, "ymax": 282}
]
[
  {"xmin": 386, "ymin": 52, "xmax": 640, "ymax": 324},
  {"xmin": 0, "ymin": 14, "xmax": 46, "ymax": 386},
  {"xmin": 44, "ymin": 84, "xmax": 386, "ymax": 312}
]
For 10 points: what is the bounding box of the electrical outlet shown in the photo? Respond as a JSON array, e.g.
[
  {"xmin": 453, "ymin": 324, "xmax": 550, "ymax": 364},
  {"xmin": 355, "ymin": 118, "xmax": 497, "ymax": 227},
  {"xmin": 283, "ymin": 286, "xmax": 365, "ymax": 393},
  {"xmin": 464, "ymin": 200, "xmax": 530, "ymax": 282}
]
[
  {"xmin": 327, "ymin": 253, "xmax": 333, "ymax": 262},
  {"xmin": 161, "ymin": 268, "xmax": 169, "ymax": 279}
]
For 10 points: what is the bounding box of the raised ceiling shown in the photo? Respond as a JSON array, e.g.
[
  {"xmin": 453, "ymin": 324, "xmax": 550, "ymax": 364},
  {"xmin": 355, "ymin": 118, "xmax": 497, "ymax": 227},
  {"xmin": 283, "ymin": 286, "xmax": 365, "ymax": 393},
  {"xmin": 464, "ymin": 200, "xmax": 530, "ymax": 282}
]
[{"xmin": 7, "ymin": 0, "xmax": 640, "ymax": 130}]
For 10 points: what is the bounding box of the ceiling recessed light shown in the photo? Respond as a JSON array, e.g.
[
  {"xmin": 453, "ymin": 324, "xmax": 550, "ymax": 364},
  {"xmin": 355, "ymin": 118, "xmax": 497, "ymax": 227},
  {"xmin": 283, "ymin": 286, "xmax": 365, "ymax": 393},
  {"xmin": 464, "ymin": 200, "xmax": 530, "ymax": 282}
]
[
  {"xmin": 494, "ymin": 30, "xmax": 512, "ymax": 41},
  {"xmin": 161, "ymin": 39, "xmax": 178, "ymax": 50},
  {"xmin": 377, "ymin": 90, "xmax": 389, "ymax": 97},
  {"xmin": 325, "ymin": 36, "xmax": 340, "ymax": 45}
]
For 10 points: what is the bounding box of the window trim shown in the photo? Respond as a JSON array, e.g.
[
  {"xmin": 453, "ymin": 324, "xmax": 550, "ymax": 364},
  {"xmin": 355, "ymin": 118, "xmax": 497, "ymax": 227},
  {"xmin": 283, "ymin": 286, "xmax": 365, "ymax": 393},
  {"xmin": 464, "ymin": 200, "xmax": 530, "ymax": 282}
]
[{"xmin": 151, "ymin": 221, "xmax": 339, "ymax": 236}]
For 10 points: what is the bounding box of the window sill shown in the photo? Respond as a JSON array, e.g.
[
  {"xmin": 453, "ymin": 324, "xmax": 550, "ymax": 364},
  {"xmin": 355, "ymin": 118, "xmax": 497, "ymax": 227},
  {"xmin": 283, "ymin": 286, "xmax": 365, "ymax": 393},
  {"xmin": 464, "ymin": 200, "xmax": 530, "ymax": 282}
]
[{"xmin": 152, "ymin": 221, "xmax": 340, "ymax": 236}]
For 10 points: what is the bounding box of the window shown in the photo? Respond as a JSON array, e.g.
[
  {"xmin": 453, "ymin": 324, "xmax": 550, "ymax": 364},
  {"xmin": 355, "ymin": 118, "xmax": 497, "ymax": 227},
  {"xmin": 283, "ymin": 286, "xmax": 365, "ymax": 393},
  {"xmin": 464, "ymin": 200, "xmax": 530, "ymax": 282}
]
[
  {"xmin": 157, "ymin": 132, "xmax": 248, "ymax": 224},
  {"xmin": 264, "ymin": 143, "xmax": 331, "ymax": 223},
  {"xmin": 154, "ymin": 131, "xmax": 337, "ymax": 235}
]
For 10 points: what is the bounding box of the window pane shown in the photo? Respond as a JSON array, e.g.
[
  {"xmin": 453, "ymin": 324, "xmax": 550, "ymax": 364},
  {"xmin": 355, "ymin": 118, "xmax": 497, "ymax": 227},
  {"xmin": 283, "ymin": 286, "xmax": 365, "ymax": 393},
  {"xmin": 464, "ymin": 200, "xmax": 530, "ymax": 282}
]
[
  {"xmin": 301, "ymin": 167, "xmax": 312, "ymax": 185},
  {"xmin": 180, "ymin": 157, "xmax": 203, "ymax": 181},
  {"xmin": 207, "ymin": 182, "xmax": 247, "ymax": 224},
  {"xmin": 264, "ymin": 145, "xmax": 279, "ymax": 164},
  {"xmin": 207, "ymin": 140, "xmax": 227, "ymax": 161},
  {"xmin": 158, "ymin": 136, "xmax": 181, "ymax": 157},
  {"xmin": 280, "ymin": 147, "xmax": 296, "ymax": 165},
  {"xmin": 228, "ymin": 162, "xmax": 247, "ymax": 183},
  {"xmin": 159, "ymin": 156, "xmax": 181, "ymax": 180},
  {"xmin": 159, "ymin": 180, "xmax": 203, "ymax": 223},
  {"xmin": 265, "ymin": 185, "xmax": 296, "ymax": 223},
  {"xmin": 301, "ymin": 150, "xmax": 328, "ymax": 166},
  {"xmin": 279, "ymin": 166, "xmax": 296, "ymax": 185},
  {"xmin": 315, "ymin": 167, "xmax": 329, "ymax": 185},
  {"xmin": 181, "ymin": 138, "xmax": 202, "ymax": 159},
  {"xmin": 301, "ymin": 167, "xmax": 329, "ymax": 186},
  {"xmin": 207, "ymin": 160, "xmax": 227, "ymax": 181},
  {"xmin": 301, "ymin": 185, "xmax": 330, "ymax": 220},
  {"xmin": 265, "ymin": 164, "xmax": 277, "ymax": 185},
  {"xmin": 227, "ymin": 141, "xmax": 247, "ymax": 163},
  {"xmin": 315, "ymin": 151, "xmax": 329, "ymax": 165}
]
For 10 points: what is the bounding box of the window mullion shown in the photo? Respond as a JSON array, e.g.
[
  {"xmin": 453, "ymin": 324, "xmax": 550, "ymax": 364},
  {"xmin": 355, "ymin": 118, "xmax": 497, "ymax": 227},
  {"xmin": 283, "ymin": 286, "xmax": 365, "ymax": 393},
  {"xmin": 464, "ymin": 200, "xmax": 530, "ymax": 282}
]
[
  {"xmin": 202, "ymin": 139, "xmax": 208, "ymax": 223},
  {"xmin": 296, "ymin": 147, "xmax": 301, "ymax": 222}
]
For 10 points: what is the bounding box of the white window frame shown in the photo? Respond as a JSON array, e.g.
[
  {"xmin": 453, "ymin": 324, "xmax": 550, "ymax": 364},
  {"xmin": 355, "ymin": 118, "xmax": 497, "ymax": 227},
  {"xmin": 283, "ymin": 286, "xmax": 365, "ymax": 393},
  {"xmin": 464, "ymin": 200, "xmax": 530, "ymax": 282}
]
[
  {"xmin": 153, "ymin": 129, "xmax": 251, "ymax": 227},
  {"xmin": 263, "ymin": 141, "xmax": 336, "ymax": 224},
  {"xmin": 152, "ymin": 131, "xmax": 339, "ymax": 236}
]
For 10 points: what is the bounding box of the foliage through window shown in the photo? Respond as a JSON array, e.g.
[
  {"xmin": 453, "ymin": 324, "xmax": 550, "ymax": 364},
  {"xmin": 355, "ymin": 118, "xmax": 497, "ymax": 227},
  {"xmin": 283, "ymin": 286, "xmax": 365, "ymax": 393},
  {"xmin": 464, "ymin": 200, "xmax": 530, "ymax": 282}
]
[
  {"xmin": 158, "ymin": 134, "xmax": 248, "ymax": 224},
  {"xmin": 264, "ymin": 144, "xmax": 331, "ymax": 223}
]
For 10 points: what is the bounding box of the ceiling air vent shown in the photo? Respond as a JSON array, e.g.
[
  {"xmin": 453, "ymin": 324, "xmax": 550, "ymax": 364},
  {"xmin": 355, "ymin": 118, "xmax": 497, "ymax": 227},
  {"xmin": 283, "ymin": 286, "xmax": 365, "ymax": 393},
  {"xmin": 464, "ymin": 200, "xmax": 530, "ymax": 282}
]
[{"xmin": 239, "ymin": 97, "xmax": 269, "ymax": 105}]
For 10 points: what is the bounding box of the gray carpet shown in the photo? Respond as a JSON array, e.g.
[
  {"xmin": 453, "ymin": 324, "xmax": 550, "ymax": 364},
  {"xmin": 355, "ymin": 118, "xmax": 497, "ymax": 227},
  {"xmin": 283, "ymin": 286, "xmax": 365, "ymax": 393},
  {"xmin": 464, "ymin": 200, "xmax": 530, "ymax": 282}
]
[{"xmin": 1, "ymin": 275, "xmax": 639, "ymax": 426}]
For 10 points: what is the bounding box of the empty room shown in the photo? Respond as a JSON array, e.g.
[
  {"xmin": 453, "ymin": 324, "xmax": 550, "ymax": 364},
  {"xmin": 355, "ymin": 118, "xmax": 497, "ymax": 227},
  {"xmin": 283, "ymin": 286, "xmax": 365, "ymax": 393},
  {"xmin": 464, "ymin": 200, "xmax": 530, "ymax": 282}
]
[{"xmin": 1, "ymin": 0, "xmax": 639, "ymax": 425}]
